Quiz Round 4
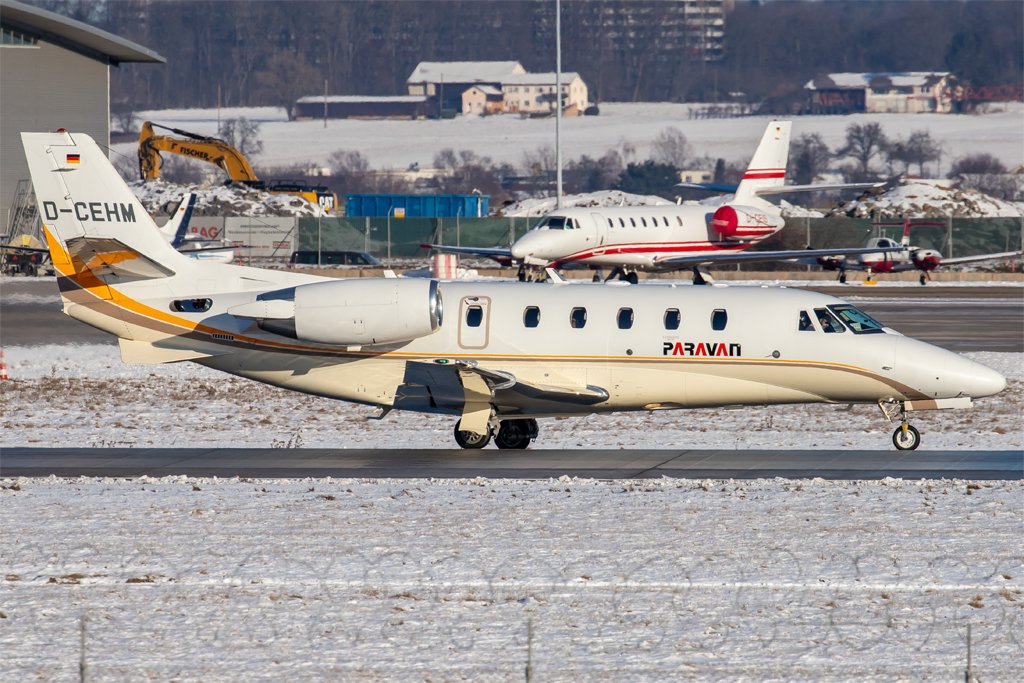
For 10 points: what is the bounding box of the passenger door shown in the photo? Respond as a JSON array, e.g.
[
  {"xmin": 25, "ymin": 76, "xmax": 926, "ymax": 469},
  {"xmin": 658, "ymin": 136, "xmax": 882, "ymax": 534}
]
[{"xmin": 458, "ymin": 296, "xmax": 491, "ymax": 349}]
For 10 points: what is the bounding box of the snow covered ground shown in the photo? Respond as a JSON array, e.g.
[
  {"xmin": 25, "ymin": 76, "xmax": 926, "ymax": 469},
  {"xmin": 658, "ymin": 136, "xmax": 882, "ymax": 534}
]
[
  {"xmin": 3, "ymin": 298, "xmax": 1021, "ymax": 679},
  {"xmin": 1, "ymin": 344, "xmax": 1021, "ymax": 451},
  {"xmin": 123, "ymin": 102, "xmax": 1024, "ymax": 174},
  {"xmin": 1, "ymin": 475, "xmax": 1021, "ymax": 680}
]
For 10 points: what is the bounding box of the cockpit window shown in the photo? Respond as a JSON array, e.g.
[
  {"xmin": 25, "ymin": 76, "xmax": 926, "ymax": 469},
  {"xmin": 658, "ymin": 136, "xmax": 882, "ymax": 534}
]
[
  {"xmin": 538, "ymin": 216, "xmax": 568, "ymax": 230},
  {"xmin": 798, "ymin": 311, "xmax": 814, "ymax": 331},
  {"xmin": 828, "ymin": 304, "xmax": 886, "ymax": 334},
  {"xmin": 813, "ymin": 307, "xmax": 845, "ymax": 333}
]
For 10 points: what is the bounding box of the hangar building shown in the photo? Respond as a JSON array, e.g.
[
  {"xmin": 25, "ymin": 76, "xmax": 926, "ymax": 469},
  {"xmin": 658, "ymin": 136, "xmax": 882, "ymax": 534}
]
[{"xmin": 0, "ymin": 0, "xmax": 163, "ymax": 232}]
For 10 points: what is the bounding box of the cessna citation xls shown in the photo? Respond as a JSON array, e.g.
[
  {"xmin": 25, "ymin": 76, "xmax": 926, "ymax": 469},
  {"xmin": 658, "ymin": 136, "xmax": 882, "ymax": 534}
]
[
  {"xmin": 426, "ymin": 120, "xmax": 891, "ymax": 283},
  {"xmin": 23, "ymin": 131, "xmax": 1006, "ymax": 450}
]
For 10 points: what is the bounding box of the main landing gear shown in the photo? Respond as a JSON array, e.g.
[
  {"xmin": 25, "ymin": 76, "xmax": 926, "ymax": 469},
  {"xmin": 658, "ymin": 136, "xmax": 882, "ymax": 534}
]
[
  {"xmin": 453, "ymin": 418, "xmax": 539, "ymax": 449},
  {"xmin": 605, "ymin": 267, "xmax": 639, "ymax": 284},
  {"xmin": 879, "ymin": 400, "xmax": 921, "ymax": 451}
]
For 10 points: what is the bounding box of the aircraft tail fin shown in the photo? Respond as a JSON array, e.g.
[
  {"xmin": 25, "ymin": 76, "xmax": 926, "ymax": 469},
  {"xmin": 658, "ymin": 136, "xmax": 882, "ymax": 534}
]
[
  {"xmin": 733, "ymin": 121, "xmax": 791, "ymax": 206},
  {"xmin": 157, "ymin": 192, "xmax": 197, "ymax": 247},
  {"xmin": 21, "ymin": 131, "xmax": 186, "ymax": 280}
]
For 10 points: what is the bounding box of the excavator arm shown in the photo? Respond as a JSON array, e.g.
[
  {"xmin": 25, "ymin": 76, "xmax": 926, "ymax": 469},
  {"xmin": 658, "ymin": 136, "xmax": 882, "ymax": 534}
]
[{"xmin": 138, "ymin": 121, "xmax": 259, "ymax": 183}]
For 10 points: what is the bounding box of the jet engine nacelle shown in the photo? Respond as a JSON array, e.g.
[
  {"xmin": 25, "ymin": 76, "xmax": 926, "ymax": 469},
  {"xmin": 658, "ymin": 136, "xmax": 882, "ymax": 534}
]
[
  {"xmin": 240, "ymin": 279, "xmax": 443, "ymax": 346},
  {"xmin": 816, "ymin": 254, "xmax": 847, "ymax": 271},
  {"xmin": 912, "ymin": 249, "xmax": 942, "ymax": 271},
  {"xmin": 710, "ymin": 205, "xmax": 785, "ymax": 242}
]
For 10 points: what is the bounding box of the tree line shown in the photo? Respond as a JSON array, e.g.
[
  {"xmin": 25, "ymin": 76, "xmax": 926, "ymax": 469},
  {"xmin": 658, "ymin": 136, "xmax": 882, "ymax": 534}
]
[
  {"xmin": 32, "ymin": 1, "xmax": 1023, "ymax": 111},
  {"xmin": 144, "ymin": 119, "xmax": 1012, "ymax": 206}
]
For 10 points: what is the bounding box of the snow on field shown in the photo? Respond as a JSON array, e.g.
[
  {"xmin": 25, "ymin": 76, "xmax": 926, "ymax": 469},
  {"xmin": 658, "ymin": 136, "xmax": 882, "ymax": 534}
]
[
  {"xmin": 1, "ymin": 475, "xmax": 1021, "ymax": 680},
  {"xmin": 835, "ymin": 179, "xmax": 1024, "ymax": 218},
  {"xmin": 1, "ymin": 344, "xmax": 1021, "ymax": 451},
  {"xmin": 124, "ymin": 102, "xmax": 1024, "ymax": 174}
]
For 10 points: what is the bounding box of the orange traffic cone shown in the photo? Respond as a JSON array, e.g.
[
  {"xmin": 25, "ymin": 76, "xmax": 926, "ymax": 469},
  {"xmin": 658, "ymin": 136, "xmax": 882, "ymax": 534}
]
[{"xmin": 0, "ymin": 349, "xmax": 8, "ymax": 380}]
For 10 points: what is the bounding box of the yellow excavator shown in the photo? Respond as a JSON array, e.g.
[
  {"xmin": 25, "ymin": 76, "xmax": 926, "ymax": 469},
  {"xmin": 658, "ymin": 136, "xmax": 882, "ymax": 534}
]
[{"xmin": 138, "ymin": 121, "xmax": 337, "ymax": 213}]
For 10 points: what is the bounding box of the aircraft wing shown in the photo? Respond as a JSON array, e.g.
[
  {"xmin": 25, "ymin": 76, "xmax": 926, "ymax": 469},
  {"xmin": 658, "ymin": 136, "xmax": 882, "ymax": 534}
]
[
  {"xmin": 940, "ymin": 250, "xmax": 1023, "ymax": 265},
  {"xmin": 674, "ymin": 181, "xmax": 883, "ymax": 195},
  {"xmin": 395, "ymin": 359, "xmax": 608, "ymax": 415},
  {"xmin": 420, "ymin": 243, "xmax": 514, "ymax": 265},
  {"xmin": 754, "ymin": 182, "xmax": 882, "ymax": 196},
  {"xmin": 655, "ymin": 245, "xmax": 904, "ymax": 268}
]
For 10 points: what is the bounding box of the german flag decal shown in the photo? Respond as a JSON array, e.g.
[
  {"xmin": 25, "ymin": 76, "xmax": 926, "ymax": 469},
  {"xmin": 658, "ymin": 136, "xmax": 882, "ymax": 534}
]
[{"xmin": 66, "ymin": 153, "xmax": 80, "ymax": 164}]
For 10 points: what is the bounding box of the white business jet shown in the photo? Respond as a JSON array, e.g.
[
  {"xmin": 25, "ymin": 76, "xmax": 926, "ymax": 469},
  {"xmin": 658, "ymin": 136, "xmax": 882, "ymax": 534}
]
[
  {"xmin": 426, "ymin": 121, "xmax": 892, "ymax": 283},
  {"xmin": 23, "ymin": 130, "xmax": 1006, "ymax": 450}
]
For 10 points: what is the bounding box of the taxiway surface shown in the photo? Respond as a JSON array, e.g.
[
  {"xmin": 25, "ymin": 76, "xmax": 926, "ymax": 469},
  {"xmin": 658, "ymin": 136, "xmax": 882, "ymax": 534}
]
[{"xmin": 3, "ymin": 447, "xmax": 1020, "ymax": 480}]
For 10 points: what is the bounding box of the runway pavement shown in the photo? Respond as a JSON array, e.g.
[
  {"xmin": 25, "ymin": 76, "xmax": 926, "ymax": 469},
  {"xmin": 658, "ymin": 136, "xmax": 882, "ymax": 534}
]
[{"xmin": 2, "ymin": 447, "xmax": 1020, "ymax": 480}]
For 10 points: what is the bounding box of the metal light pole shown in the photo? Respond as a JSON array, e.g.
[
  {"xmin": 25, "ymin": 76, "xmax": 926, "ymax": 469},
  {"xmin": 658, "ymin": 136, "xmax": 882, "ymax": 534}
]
[{"xmin": 555, "ymin": 0, "xmax": 563, "ymax": 209}]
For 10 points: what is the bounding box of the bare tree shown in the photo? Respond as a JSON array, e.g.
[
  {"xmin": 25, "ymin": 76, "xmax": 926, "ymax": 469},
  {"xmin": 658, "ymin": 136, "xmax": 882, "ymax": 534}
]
[
  {"xmin": 218, "ymin": 118, "xmax": 263, "ymax": 158},
  {"xmin": 650, "ymin": 127, "xmax": 692, "ymax": 169},
  {"xmin": 787, "ymin": 133, "xmax": 831, "ymax": 185},
  {"xmin": 887, "ymin": 130, "xmax": 942, "ymax": 177},
  {"xmin": 521, "ymin": 145, "xmax": 556, "ymax": 177},
  {"xmin": 837, "ymin": 122, "xmax": 889, "ymax": 180},
  {"xmin": 254, "ymin": 52, "xmax": 321, "ymax": 120},
  {"xmin": 948, "ymin": 153, "xmax": 1006, "ymax": 177},
  {"xmin": 328, "ymin": 150, "xmax": 371, "ymax": 176},
  {"xmin": 111, "ymin": 98, "xmax": 137, "ymax": 135}
]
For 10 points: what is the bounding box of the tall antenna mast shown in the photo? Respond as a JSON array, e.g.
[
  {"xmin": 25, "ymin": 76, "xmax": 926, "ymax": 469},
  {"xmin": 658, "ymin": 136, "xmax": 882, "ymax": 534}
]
[{"xmin": 555, "ymin": 0, "xmax": 563, "ymax": 209}]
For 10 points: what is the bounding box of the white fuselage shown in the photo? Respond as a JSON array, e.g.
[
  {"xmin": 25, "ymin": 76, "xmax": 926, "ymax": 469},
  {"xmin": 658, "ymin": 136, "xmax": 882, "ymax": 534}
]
[
  {"xmin": 58, "ymin": 267, "xmax": 1005, "ymax": 419},
  {"xmin": 510, "ymin": 204, "xmax": 781, "ymax": 270}
]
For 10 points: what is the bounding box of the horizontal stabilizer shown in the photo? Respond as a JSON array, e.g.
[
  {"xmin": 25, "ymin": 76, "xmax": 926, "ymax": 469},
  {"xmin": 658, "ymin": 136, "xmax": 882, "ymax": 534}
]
[
  {"xmin": 420, "ymin": 243, "xmax": 513, "ymax": 265},
  {"xmin": 119, "ymin": 339, "xmax": 228, "ymax": 364},
  {"xmin": 657, "ymin": 245, "xmax": 904, "ymax": 268}
]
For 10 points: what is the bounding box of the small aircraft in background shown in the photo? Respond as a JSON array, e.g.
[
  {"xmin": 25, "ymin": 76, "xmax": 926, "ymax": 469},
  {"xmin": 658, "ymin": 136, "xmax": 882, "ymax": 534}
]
[
  {"xmin": 157, "ymin": 193, "xmax": 237, "ymax": 264},
  {"xmin": 811, "ymin": 218, "xmax": 1023, "ymax": 285},
  {"xmin": 424, "ymin": 120, "xmax": 885, "ymax": 283}
]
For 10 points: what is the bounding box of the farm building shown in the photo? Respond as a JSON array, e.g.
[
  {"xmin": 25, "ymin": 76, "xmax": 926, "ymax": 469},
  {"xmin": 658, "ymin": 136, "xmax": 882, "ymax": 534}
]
[
  {"xmin": 501, "ymin": 72, "xmax": 589, "ymax": 116},
  {"xmin": 407, "ymin": 60, "xmax": 525, "ymax": 112},
  {"xmin": 804, "ymin": 72, "xmax": 958, "ymax": 115},
  {"xmin": 461, "ymin": 85, "xmax": 504, "ymax": 115},
  {"xmin": 293, "ymin": 95, "xmax": 435, "ymax": 120}
]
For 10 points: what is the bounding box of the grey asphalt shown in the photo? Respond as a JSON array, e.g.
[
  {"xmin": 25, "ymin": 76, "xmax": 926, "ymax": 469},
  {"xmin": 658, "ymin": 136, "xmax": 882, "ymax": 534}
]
[
  {"xmin": 2, "ymin": 447, "xmax": 1020, "ymax": 480},
  {"xmin": 3, "ymin": 280, "xmax": 1021, "ymax": 351}
]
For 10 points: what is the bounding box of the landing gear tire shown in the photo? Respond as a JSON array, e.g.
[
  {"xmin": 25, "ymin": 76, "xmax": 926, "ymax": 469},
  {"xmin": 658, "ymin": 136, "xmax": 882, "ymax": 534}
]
[
  {"xmin": 839, "ymin": 272, "xmax": 847, "ymax": 284},
  {"xmin": 624, "ymin": 271, "xmax": 639, "ymax": 285},
  {"xmin": 919, "ymin": 274, "xmax": 927, "ymax": 286},
  {"xmin": 494, "ymin": 419, "xmax": 538, "ymax": 450},
  {"xmin": 454, "ymin": 421, "xmax": 491, "ymax": 449},
  {"xmin": 892, "ymin": 424, "xmax": 920, "ymax": 451},
  {"xmin": 592, "ymin": 272, "xmax": 601, "ymax": 283}
]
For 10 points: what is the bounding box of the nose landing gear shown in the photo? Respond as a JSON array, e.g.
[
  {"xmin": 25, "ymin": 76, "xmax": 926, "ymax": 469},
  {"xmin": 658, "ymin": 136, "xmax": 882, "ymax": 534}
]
[{"xmin": 879, "ymin": 400, "xmax": 921, "ymax": 450}]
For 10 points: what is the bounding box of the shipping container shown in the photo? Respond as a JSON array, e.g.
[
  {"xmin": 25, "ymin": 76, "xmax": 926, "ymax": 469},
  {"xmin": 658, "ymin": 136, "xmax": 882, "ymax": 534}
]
[{"xmin": 344, "ymin": 193, "xmax": 489, "ymax": 218}]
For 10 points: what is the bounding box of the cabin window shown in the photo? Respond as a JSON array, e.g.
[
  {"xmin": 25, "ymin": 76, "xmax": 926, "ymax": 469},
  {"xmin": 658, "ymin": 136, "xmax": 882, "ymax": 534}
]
[
  {"xmin": 829, "ymin": 304, "xmax": 885, "ymax": 334},
  {"xmin": 798, "ymin": 311, "xmax": 814, "ymax": 332},
  {"xmin": 676, "ymin": 216, "xmax": 683, "ymax": 226},
  {"xmin": 607, "ymin": 218, "xmax": 614, "ymax": 228},
  {"xmin": 171, "ymin": 298, "xmax": 213, "ymax": 313},
  {"xmin": 466, "ymin": 305, "xmax": 483, "ymax": 327},
  {"xmin": 570, "ymin": 307, "xmax": 587, "ymax": 329},
  {"xmin": 618, "ymin": 218, "xmax": 626, "ymax": 227},
  {"xmin": 629, "ymin": 217, "xmax": 636, "ymax": 227},
  {"xmin": 662, "ymin": 216, "xmax": 670, "ymax": 227},
  {"xmin": 640, "ymin": 217, "xmax": 647, "ymax": 227},
  {"xmin": 664, "ymin": 308, "xmax": 681, "ymax": 330},
  {"xmin": 523, "ymin": 306, "xmax": 540, "ymax": 328},
  {"xmin": 617, "ymin": 307, "xmax": 634, "ymax": 329},
  {"xmin": 814, "ymin": 307, "xmax": 845, "ymax": 333},
  {"xmin": 711, "ymin": 309, "xmax": 728, "ymax": 331}
]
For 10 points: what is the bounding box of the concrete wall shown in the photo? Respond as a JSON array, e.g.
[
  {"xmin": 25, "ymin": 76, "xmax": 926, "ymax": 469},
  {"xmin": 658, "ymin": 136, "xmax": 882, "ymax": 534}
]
[{"xmin": 1, "ymin": 40, "xmax": 109, "ymax": 234}]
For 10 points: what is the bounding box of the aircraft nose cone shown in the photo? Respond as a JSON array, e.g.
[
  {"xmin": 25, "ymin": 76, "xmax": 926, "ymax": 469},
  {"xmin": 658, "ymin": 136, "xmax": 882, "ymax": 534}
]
[
  {"xmin": 966, "ymin": 362, "xmax": 1007, "ymax": 398},
  {"xmin": 511, "ymin": 241, "xmax": 529, "ymax": 260},
  {"xmin": 896, "ymin": 338, "xmax": 1007, "ymax": 399}
]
